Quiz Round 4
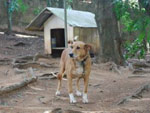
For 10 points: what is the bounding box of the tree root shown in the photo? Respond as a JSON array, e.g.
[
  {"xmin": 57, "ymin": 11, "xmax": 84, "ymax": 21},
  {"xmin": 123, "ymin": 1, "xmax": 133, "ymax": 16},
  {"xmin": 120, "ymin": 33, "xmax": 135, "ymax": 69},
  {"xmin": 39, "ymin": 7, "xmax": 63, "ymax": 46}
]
[
  {"xmin": 128, "ymin": 59, "xmax": 150, "ymax": 68},
  {"xmin": 117, "ymin": 83, "xmax": 150, "ymax": 105},
  {"xmin": 33, "ymin": 53, "xmax": 51, "ymax": 62},
  {"xmin": 0, "ymin": 68, "xmax": 37, "ymax": 95},
  {"xmin": 12, "ymin": 62, "xmax": 56, "ymax": 69},
  {"xmin": 0, "ymin": 58, "xmax": 12, "ymax": 65},
  {"xmin": 133, "ymin": 68, "xmax": 150, "ymax": 74}
]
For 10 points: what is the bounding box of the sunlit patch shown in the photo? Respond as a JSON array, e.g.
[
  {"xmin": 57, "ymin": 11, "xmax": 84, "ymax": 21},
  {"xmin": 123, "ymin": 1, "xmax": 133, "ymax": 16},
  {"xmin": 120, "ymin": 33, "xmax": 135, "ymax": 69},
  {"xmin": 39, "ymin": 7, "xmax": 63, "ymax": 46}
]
[
  {"xmin": 0, "ymin": 32, "xmax": 38, "ymax": 38},
  {"xmin": 15, "ymin": 34, "xmax": 38, "ymax": 38},
  {"xmin": 0, "ymin": 32, "xmax": 4, "ymax": 34}
]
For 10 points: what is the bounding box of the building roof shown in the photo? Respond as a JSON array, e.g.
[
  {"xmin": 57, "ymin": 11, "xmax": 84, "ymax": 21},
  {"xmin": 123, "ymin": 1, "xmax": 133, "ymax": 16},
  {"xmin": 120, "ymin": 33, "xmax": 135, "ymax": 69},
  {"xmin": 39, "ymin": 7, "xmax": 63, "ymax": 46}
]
[{"xmin": 26, "ymin": 7, "xmax": 97, "ymax": 31}]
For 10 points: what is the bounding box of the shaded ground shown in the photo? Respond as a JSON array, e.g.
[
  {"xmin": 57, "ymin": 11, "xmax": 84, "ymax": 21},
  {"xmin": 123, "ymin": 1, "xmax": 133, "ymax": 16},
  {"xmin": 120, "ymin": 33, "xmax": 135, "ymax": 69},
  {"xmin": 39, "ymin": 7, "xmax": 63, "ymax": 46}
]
[
  {"xmin": 0, "ymin": 33, "xmax": 150, "ymax": 113},
  {"xmin": 0, "ymin": 33, "xmax": 44, "ymax": 59}
]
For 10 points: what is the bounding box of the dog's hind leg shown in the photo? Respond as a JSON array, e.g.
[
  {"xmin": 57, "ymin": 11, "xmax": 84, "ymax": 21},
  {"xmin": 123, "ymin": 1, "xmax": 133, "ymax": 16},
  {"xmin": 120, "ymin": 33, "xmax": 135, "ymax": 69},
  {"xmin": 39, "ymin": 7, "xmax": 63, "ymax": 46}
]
[
  {"xmin": 56, "ymin": 63, "xmax": 65, "ymax": 96},
  {"xmin": 55, "ymin": 74, "xmax": 62, "ymax": 96},
  {"xmin": 76, "ymin": 77, "xmax": 82, "ymax": 96}
]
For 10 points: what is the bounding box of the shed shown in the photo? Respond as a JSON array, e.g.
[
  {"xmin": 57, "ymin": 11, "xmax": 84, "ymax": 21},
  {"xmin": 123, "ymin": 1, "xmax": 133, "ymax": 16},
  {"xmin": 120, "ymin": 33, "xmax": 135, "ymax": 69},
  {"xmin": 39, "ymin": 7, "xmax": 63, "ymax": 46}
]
[{"xmin": 26, "ymin": 7, "xmax": 99, "ymax": 55}]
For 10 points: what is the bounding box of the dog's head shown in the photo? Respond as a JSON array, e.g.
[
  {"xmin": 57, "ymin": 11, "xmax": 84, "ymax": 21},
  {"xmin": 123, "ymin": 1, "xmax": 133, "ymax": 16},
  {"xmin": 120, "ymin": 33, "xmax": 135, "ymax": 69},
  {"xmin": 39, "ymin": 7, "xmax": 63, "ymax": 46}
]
[
  {"xmin": 68, "ymin": 36, "xmax": 79, "ymax": 47},
  {"xmin": 69, "ymin": 41, "xmax": 92, "ymax": 61},
  {"xmin": 68, "ymin": 40, "xmax": 73, "ymax": 47}
]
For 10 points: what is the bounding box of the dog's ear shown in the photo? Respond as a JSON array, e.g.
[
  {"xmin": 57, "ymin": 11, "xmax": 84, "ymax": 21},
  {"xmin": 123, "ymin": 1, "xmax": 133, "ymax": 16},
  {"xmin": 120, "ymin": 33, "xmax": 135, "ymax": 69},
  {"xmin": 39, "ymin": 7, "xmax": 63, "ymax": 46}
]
[
  {"xmin": 84, "ymin": 44, "xmax": 92, "ymax": 50},
  {"xmin": 73, "ymin": 36, "xmax": 79, "ymax": 41},
  {"xmin": 68, "ymin": 40, "xmax": 73, "ymax": 44}
]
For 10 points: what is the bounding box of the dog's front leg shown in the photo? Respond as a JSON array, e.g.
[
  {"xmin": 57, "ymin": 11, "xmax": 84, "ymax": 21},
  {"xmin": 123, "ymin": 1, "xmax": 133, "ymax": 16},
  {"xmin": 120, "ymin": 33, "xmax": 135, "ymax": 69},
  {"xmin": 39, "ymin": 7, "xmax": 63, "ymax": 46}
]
[
  {"xmin": 76, "ymin": 77, "xmax": 82, "ymax": 96},
  {"xmin": 68, "ymin": 77, "xmax": 76, "ymax": 103},
  {"xmin": 56, "ymin": 79, "xmax": 61, "ymax": 96},
  {"xmin": 83, "ymin": 76, "xmax": 89, "ymax": 103}
]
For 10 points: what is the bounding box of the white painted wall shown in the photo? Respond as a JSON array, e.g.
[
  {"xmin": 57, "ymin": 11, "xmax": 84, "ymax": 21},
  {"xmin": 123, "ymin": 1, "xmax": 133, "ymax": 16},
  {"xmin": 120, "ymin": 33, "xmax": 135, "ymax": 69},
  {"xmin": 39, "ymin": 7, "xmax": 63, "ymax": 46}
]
[{"xmin": 44, "ymin": 15, "xmax": 73, "ymax": 54}]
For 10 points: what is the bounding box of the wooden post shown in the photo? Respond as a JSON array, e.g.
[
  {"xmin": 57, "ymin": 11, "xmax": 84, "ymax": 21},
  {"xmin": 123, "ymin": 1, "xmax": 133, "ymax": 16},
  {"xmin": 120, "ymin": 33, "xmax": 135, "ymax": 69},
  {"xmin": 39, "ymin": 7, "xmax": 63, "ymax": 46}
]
[{"xmin": 64, "ymin": 0, "xmax": 68, "ymax": 48}]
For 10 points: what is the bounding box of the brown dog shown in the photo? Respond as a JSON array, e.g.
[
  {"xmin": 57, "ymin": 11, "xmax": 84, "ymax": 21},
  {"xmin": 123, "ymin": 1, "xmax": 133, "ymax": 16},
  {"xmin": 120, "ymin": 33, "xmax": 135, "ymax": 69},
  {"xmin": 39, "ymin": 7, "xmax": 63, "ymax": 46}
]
[{"xmin": 56, "ymin": 41, "xmax": 92, "ymax": 103}]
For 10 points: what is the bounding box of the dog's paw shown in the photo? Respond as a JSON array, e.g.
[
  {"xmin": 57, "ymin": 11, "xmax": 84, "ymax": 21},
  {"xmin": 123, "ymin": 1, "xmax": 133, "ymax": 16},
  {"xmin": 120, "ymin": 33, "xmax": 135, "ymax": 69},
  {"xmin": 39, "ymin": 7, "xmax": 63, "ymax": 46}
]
[
  {"xmin": 82, "ymin": 93, "xmax": 88, "ymax": 104},
  {"xmin": 55, "ymin": 90, "xmax": 61, "ymax": 96},
  {"xmin": 69, "ymin": 93, "xmax": 77, "ymax": 104},
  {"xmin": 43, "ymin": 111, "xmax": 50, "ymax": 113},
  {"xmin": 70, "ymin": 99, "xmax": 77, "ymax": 104},
  {"xmin": 76, "ymin": 90, "xmax": 82, "ymax": 97}
]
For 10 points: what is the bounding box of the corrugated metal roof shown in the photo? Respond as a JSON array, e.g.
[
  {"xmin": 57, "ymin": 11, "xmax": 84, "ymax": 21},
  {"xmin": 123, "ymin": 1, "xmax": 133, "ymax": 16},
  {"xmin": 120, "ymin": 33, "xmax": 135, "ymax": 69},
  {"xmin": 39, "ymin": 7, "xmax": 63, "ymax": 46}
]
[{"xmin": 26, "ymin": 7, "xmax": 97, "ymax": 31}]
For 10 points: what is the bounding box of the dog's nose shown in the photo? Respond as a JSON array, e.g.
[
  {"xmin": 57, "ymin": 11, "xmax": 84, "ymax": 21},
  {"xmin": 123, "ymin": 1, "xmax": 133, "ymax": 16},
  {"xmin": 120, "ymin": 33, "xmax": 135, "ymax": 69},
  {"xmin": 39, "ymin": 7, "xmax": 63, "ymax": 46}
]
[{"xmin": 69, "ymin": 53, "xmax": 74, "ymax": 58}]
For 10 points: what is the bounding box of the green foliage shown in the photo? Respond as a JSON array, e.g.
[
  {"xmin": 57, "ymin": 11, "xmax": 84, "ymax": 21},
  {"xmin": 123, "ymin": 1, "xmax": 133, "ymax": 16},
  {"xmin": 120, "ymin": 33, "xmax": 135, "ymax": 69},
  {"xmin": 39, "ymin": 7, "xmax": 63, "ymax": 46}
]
[
  {"xmin": 7, "ymin": 0, "xmax": 18, "ymax": 13},
  {"xmin": 5, "ymin": 0, "xmax": 28, "ymax": 14},
  {"xmin": 33, "ymin": 7, "xmax": 43, "ymax": 15},
  {"xmin": 4, "ymin": 0, "xmax": 28, "ymax": 33},
  {"xmin": 114, "ymin": 0, "xmax": 150, "ymax": 59},
  {"xmin": 67, "ymin": 0, "xmax": 73, "ymax": 9},
  {"xmin": 124, "ymin": 32, "xmax": 146, "ymax": 59},
  {"xmin": 17, "ymin": 0, "xmax": 28, "ymax": 13}
]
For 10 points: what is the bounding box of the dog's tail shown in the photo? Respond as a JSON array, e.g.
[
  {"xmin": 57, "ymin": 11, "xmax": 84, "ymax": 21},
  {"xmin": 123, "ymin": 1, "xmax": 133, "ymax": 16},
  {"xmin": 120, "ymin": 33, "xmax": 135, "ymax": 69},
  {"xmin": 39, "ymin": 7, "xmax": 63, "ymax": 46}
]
[
  {"xmin": 57, "ymin": 73, "xmax": 62, "ymax": 80},
  {"xmin": 57, "ymin": 61, "xmax": 65, "ymax": 80},
  {"xmin": 57, "ymin": 73, "xmax": 65, "ymax": 80}
]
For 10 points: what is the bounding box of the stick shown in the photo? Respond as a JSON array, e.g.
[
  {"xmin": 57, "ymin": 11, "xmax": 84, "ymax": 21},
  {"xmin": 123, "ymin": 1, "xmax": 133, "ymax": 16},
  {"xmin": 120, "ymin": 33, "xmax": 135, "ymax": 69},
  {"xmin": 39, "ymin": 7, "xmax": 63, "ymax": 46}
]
[
  {"xmin": 0, "ymin": 68, "xmax": 37, "ymax": 95},
  {"xmin": 38, "ymin": 72, "xmax": 58, "ymax": 80}
]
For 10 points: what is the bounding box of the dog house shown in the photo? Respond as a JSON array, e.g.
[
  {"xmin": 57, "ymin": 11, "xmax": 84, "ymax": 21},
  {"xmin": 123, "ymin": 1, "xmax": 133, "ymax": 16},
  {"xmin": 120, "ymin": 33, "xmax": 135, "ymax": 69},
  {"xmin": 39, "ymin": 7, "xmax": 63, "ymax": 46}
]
[{"xmin": 26, "ymin": 7, "xmax": 99, "ymax": 55}]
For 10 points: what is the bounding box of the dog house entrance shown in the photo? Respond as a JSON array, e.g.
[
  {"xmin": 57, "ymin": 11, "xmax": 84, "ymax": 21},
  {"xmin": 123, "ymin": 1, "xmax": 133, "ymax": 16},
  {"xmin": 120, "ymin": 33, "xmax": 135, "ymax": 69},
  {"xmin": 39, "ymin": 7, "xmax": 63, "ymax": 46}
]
[{"xmin": 51, "ymin": 29, "xmax": 65, "ymax": 57}]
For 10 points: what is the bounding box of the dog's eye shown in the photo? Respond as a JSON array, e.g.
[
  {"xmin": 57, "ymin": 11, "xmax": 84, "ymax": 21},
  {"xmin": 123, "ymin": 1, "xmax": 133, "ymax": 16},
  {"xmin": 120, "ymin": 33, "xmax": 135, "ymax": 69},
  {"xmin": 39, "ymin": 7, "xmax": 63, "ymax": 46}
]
[{"xmin": 76, "ymin": 46, "xmax": 80, "ymax": 50}]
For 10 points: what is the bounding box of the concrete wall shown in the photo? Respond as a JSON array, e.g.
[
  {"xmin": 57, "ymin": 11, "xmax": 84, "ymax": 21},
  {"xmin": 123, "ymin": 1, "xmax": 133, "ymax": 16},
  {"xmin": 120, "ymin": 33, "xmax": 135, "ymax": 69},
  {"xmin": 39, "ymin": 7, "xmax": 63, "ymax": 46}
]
[{"xmin": 44, "ymin": 15, "xmax": 73, "ymax": 54}]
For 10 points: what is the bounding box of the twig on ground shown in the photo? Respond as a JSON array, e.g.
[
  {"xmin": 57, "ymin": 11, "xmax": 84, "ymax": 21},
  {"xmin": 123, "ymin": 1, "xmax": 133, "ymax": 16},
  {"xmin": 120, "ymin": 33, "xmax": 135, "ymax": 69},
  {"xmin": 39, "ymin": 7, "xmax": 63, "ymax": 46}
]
[{"xmin": 117, "ymin": 83, "xmax": 150, "ymax": 105}]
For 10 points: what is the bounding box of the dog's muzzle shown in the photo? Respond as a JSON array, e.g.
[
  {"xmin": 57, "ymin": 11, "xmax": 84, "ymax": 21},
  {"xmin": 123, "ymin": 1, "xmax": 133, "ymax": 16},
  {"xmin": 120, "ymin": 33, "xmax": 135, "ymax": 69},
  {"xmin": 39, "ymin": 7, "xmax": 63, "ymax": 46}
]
[{"xmin": 69, "ymin": 53, "xmax": 74, "ymax": 58}]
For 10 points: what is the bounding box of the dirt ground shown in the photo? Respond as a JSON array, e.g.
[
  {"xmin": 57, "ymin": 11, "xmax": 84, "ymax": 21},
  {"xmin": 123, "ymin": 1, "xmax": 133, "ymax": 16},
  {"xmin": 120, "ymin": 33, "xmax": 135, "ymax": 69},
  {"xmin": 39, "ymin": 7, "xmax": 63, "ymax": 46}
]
[{"xmin": 0, "ymin": 33, "xmax": 150, "ymax": 113}]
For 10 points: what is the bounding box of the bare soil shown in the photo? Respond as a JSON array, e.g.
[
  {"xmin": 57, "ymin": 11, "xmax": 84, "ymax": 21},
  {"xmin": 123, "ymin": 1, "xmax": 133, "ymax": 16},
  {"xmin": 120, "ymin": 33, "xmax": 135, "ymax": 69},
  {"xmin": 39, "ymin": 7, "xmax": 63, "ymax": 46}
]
[{"xmin": 0, "ymin": 33, "xmax": 150, "ymax": 113}]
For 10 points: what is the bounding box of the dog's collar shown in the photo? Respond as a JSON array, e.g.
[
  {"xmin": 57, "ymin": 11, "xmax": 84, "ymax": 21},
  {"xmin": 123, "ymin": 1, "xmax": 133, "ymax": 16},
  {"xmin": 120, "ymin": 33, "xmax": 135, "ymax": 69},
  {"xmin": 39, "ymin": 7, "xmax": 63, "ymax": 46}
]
[
  {"xmin": 80, "ymin": 55, "xmax": 89, "ymax": 75},
  {"xmin": 81, "ymin": 55, "xmax": 88, "ymax": 65}
]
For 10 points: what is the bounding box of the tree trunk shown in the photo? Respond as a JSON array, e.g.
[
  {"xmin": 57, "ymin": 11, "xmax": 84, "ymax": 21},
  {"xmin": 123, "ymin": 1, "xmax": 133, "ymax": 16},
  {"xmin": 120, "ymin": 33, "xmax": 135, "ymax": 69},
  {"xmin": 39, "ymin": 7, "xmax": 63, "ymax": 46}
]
[
  {"xmin": 49, "ymin": 0, "xmax": 64, "ymax": 8},
  {"xmin": 46, "ymin": 0, "xmax": 51, "ymax": 7},
  {"xmin": 58, "ymin": 0, "xmax": 64, "ymax": 8},
  {"xmin": 94, "ymin": 0, "xmax": 124, "ymax": 65},
  {"xmin": 6, "ymin": 0, "xmax": 12, "ymax": 35}
]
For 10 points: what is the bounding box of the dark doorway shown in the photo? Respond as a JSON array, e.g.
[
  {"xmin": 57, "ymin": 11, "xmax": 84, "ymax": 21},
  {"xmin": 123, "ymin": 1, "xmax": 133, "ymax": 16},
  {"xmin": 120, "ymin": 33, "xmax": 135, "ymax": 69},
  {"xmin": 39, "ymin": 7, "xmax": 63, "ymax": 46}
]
[
  {"xmin": 51, "ymin": 29, "xmax": 65, "ymax": 47},
  {"xmin": 51, "ymin": 29, "xmax": 65, "ymax": 57}
]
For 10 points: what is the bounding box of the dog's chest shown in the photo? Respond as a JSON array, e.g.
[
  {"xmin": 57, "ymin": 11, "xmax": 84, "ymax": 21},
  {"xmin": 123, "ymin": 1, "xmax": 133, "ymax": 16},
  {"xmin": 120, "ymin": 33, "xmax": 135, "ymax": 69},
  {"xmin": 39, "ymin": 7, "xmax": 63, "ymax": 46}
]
[{"xmin": 72, "ymin": 61, "xmax": 84, "ymax": 76}]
